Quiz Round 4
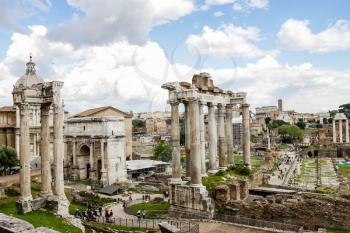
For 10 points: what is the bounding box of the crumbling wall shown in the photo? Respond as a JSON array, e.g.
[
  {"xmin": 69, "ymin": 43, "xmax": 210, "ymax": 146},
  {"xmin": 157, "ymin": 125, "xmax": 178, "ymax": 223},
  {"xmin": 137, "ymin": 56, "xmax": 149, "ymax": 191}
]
[{"xmin": 227, "ymin": 192, "xmax": 350, "ymax": 230}]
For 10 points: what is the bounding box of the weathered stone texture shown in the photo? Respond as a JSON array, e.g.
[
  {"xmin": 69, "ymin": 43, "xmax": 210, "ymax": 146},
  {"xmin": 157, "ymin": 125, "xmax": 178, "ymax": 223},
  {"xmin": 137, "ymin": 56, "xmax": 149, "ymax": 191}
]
[{"xmin": 230, "ymin": 193, "xmax": 350, "ymax": 230}]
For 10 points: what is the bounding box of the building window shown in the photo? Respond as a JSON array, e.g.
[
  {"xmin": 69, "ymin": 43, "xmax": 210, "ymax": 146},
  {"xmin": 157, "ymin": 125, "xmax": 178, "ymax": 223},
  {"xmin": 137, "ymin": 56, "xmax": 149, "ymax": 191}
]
[
  {"xmin": 83, "ymin": 126, "xmax": 86, "ymax": 131},
  {"xmin": 112, "ymin": 130, "xmax": 114, "ymax": 135}
]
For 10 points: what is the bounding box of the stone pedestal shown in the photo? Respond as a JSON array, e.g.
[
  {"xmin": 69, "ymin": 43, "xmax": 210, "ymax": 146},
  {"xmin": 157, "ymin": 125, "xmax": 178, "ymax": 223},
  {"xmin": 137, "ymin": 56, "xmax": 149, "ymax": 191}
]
[
  {"xmin": 168, "ymin": 184, "xmax": 214, "ymax": 219},
  {"xmin": 229, "ymin": 183, "xmax": 241, "ymax": 201},
  {"xmin": 16, "ymin": 199, "xmax": 32, "ymax": 214},
  {"xmin": 52, "ymin": 196, "xmax": 70, "ymax": 217}
]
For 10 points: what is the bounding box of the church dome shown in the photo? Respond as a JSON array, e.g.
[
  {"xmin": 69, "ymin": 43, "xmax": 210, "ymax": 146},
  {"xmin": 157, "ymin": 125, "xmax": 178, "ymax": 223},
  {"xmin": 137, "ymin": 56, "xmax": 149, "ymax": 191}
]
[{"xmin": 14, "ymin": 55, "xmax": 44, "ymax": 88}]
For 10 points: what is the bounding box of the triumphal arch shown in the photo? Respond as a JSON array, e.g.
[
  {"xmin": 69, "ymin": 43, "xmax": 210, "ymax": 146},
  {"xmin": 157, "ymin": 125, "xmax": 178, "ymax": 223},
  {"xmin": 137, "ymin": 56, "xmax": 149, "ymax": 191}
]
[
  {"xmin": 162, "ymin": 72, "xmax": 251, "ymax": 218},
  {"xmin": 12, "ymin": 56, "xmax": 69, "ymax": 215}
]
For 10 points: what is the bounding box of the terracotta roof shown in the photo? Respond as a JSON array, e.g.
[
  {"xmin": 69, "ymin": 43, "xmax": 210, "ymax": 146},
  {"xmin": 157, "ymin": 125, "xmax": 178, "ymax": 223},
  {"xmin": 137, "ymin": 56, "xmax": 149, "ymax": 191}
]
[
  {"xmin": 71, "ymin": 106, "xmax": 132, "ymax": 118},
  {"xmin": 0, "ymin": 106, "xmax": 16, "ymax": 112}
]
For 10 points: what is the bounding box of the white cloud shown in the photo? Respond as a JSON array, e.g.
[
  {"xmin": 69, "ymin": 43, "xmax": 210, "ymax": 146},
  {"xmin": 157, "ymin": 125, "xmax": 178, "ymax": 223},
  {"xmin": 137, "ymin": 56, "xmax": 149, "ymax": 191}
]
[
  {"xmin": 278, "ymin": 19, "xmax": 350, "ymax": 53},
  {"xmin": 0, "ymin": 0, "xmax": 52, "ymax": 32},
  {"xmin": 0, "ymin": 25, "xmax": 195, "ymax": 113},
  {"xmin": 213, "ymin": 11, "xmax": 224, "ymax": 17},
  {"xmin": 200, "ymin": 55, "xmax": 350, "ymax": 112},
  {"xmin": 202, "ymin": 0, "xmax": 268, "ymax": 12},
  {"xmin": 1, "ymin": 25, "xmax": 350, "ymax": 114},
  {"xmin": 49, "ymin": 0, "xmax": 195, "ymax": 46},
  {"xmin": 186, "ymin": 24, "xmax": 266, "ymax": 59}
]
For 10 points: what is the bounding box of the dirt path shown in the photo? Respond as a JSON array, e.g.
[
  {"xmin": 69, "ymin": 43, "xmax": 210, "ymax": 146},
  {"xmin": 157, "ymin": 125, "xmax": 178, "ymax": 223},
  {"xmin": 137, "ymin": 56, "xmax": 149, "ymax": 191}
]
[
  {"xmin": 197, "ymin": 222, "xmax": 271, "ymax": 233},
  {"xmin": 0, "ymin": 169, "xmax": 41, "ymax": 186}
]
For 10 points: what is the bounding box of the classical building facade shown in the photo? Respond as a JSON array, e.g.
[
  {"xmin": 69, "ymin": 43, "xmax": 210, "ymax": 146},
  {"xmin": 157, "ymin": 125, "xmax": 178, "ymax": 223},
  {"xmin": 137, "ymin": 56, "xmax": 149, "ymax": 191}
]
[
  {"xmin": 64, "ymin": 116, "xmax": 128, "ymax": 186},
  {"xmin": 0, "ymin": 106, "xmax": 16, "ymax": 149}
]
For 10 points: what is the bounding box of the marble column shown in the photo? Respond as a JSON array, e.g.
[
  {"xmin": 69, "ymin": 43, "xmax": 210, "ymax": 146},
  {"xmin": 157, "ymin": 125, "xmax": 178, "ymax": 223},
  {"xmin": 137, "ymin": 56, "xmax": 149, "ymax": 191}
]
[
  {"xmin": 267, "ymin": 127, "xmax": 271, "ymax": 150},
  {"xmin": 100, "ymin": 140, "xmax": 108, "ymax": 186},
  {"xmin": 52, "ymin": 100, "xmax": 69, "ymax": 215},
  {"xmin": 199, "ymin": 102, "xmax": 206, "ymax": 176},
  {"xmin": 19, "ymin": 103, "xmax": 32, "ymax": 204},
  {"xmin": 242, "ymin": 103, "xmax": 251, "ymax": 168},
  {"xmin": 40, "ymin": 104, "xmax": 52, "ymax": 196},
  {"xmin": 33, "ymin": 134, "xmax": 37, "ymax": 158},
  {"xmin": 226, "ymin": 104, "xmax": 234, "ymax": 165},
  {"xmin": 15, "ymin": 106, "xmax": 20, "ymax": 157},
  {"xmin": 189, "ymin": 99, "xmax": 201, "ymax": 185},
  {"xmin": 89, "ymin": 142, "xmax": 95, "ymax": 180},
  {"xmin": 218, "ymin": 104, "xmax": 227, "ymax": 169},
  {"xmin": 184, "ymin": 102, "xmax": 191, "ymax": 178},
  {"xmin": 346, "ymin": 119, "xmax": 349, "ymax": 143},
  {"xmin": 72, "ymin": 140, "xmax": 77, "ymax": 166},
  {"xmin": 208, "ymin": 103, "xmax": 218, "ymax": 174},
  {"xmin": 333, "ymin": 119, "xmax": 337, "ymax": 143},
  {"xmin": 339, "ymin": 120, "xmax": 343, "ymax": 143},
  {"xmin": 170, "ymin": 101, "xmax": 181, "ymax": 182}
]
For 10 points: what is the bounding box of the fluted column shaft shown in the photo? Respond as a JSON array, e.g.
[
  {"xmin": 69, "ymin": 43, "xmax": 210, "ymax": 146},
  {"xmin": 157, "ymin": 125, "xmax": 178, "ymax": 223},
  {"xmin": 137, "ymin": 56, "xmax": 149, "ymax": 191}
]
[
  {"xmin": 226, "ymin": 104, "xmax": 234, "ymax": 165},
  {"xmin": 40, "ymin": 104, "xmax": 52, "ymax": 195},
  {"xmin": 184, "ymin": 102, "xmax": 191, "ymax": 177},
  {"xmin": 339, "ymin": 120, "xmax": 343, "ymax": 143},
  {"xmin": 208, "ymin": 103, "xmax": 218, "ymax": 173},
  {"xmin": 333, "ymin": 120, "xmax": 337, "ymax": 143},
  {"xmin": 72, "ymin": 139, "xmax": 76, "ymax": 166},
  {"xmin": 171, "ymin": 102, "xmax": 181, "ymax": 181},
  {"xmin": 189, "ymin": 99, "xmax": 201, "ymax": 185},
  {"xmin": 19, "ymin": 104, "xmax": 32, "ymax": 202},
  {"xmin": 346, "ymin": 119, "xmax": 349, "ymax": 143},
  {"xmin": 199, "ymin": 102, "xmax": 206, "ymax": 175},
  {"xmin": 242, "ymin": 103, "xmax": 251, "ymax": 168},
  {"xmin": 89, "ymin": 142, "xmax": 94, "ymax": 169},
  {"xmin": 218, "ymin": 104, "xmax": 227, "ymax": 169},
  {"xmin": 53, "ymin": 101, "xmax": 66, "ymax": 198}
]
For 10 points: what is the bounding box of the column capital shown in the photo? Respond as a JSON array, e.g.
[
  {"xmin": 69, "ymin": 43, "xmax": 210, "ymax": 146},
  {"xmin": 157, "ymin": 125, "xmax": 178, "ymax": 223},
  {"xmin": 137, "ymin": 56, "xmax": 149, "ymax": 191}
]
[
  {"xmin": 207, "ymin": 102, "xmax": 217, "ymax": 107},
  {"xmin": 241, "ymin": 103, "xmax": 250, "ymax": 108},
  {"xmin": 170, "ymin": 100, "xmax": 179, "ymax": 106},
  {"xmin": 19, "ymin": 103, "xmax": 30, "ymax": 114}
]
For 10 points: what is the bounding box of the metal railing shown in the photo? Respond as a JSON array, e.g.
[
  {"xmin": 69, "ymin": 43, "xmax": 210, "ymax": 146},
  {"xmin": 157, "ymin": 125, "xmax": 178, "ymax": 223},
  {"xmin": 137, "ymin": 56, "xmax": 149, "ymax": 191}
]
[{"xmin": 97, "ymin": 216, "xmax": 199, "ymax": 233}]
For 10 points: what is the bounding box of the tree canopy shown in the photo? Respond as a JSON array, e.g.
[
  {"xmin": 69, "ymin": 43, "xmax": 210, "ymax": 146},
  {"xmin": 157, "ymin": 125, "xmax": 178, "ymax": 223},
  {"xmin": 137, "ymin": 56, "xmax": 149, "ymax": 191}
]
[
  {"xmin": 0, "ymin": 147, "xmax": 18, "ymax": 171},
  {"xmin": 153, "ymin": 140, "xmax": 172, "ymax": 162},
  {"xmin": 296, "ymin": 119, "xmax": 306, "ymax": 129},
  {"xmin": 339, "ymin": 103, "xmax": 350, "ymax": 118},
  {"xmin": 268, "ymin": 119, "xmax": 289, "ymax": 129},
  {"xmin": 278, "ymin": 125, "xmax": 303, "ymax": 143}
]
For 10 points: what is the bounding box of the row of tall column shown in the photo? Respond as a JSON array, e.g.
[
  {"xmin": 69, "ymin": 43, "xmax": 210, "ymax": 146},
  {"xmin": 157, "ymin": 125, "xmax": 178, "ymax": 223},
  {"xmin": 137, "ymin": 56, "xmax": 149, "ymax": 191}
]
[
  {"xmin": 170, "ymin": 100, "xmax": 251, "ymax": 186},
  {"xmin": 333, "ymin": 119, "xmax": 349, "ymax": 143},
  {"xmin": 18, "ymin": 101, "xmax": 67, "ymax": 211}
]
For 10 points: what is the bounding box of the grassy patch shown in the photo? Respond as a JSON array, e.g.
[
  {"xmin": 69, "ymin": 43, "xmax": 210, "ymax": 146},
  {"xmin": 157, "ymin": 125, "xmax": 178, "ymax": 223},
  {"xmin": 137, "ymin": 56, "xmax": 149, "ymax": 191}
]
[
  {"xmin": 327, "ymin": 227, "xmax": 350, "ymax": 233},
  {"xmin": 0, "ymin": 197, "xmax": 82, "ymax": 233},
  {"xmin": 128, "ymin": 202, "xmax": 170, "ymax": 215},
  {"xmin": 69, "ymin": 202, "xmax": 86, "ymax": 215}
]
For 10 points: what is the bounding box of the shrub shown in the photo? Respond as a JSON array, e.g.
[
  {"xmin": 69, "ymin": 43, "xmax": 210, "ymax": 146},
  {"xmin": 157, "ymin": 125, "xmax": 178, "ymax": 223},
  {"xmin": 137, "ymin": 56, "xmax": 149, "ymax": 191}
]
[{"xmin": 5, "ymin": 188, "xmax": 19, "ymax": 197}]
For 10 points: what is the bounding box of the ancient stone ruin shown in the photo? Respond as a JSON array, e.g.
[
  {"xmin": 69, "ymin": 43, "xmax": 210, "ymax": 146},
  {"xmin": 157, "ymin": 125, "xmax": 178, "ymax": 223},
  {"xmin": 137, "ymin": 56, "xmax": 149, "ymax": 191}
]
[
  {"xmin": 162, "ymin": 72, "xmax": 251, "ymax": 218},
  {"xmin": 12, "ymin": 56, "xmax": 69, "ymax": 215}
]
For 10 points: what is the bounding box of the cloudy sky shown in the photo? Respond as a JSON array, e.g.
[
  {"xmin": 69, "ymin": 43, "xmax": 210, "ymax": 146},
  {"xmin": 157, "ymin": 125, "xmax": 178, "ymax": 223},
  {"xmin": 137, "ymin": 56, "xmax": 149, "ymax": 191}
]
[{"xmin": 0, "ymin": 0, "xmax": 349, "ymax": 114}]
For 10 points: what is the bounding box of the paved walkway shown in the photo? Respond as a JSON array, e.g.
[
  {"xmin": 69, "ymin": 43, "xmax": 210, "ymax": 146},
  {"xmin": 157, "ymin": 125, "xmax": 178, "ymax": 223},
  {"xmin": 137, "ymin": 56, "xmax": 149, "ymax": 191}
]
[{"xmin": 268, "ymin": 151, "xmax": 296, "ymax": 186}]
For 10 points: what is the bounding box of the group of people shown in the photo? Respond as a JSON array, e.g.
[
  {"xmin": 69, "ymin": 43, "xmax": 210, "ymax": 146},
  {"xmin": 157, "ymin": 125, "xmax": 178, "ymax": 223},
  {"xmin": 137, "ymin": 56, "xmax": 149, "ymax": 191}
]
[
  {"xmin": 74, "ymin": 203, "xmax": 114, "ymax": 222},
  {"xmin": 142, "ymin": 194, "xmax": 151, "ymax": 201},
  {"xmin": 136, "ymin": 209, "xmax": 146, "ymax": 220}
]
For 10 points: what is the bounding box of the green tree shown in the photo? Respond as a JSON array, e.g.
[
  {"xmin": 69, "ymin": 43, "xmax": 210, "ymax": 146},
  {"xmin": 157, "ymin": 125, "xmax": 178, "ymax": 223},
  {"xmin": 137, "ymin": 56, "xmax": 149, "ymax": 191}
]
[
  {"xmin": 339, "ymin": 103, "xmax": 350, "ymax": 118},
  {"xmin": 278, "ymin": 125, "xmax": 303, "ymax": 143},
  {"xmin": 132, "ymin": 119, "xmax": 145, "ymax": 131},
  {"xmin": 265, "ymin": 117, "xmax": 271, "ymax": 125},
  {"xmin": 296, "ymin": 119, "xmax": 306, "ymax": 129},
  {"xmin": 251, "ymin": 134, "xmax": 257, "ymax": 143},
  {"xmin": 153, "ymin": 140, "xmax": 172, "ymax": 162},
  {"xmin": 0, "ymin": 147, "xmax": 18, "ymax": 172},
  {"xmin": 268, "ymin": 119, "xmax": 289, "ymax": 129}
]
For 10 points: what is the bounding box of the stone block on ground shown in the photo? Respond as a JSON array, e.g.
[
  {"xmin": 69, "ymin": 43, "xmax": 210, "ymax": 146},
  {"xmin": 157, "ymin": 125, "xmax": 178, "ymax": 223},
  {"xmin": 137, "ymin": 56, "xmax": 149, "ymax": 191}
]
[{"xmin": 215, "ymin": 185, "xmax": 230, "ymax": 204}]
